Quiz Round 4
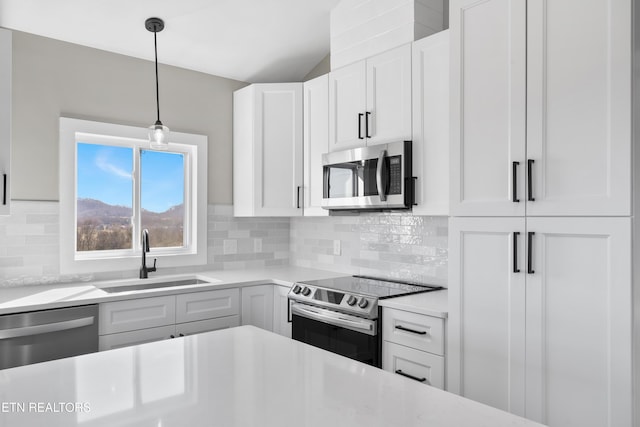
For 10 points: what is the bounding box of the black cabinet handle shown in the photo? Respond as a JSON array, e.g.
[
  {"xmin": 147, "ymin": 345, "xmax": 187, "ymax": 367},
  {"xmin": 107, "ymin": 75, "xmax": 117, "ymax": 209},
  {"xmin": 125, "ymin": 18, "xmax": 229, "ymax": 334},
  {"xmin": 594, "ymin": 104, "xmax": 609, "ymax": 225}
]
[
  {"xmin": 513, "ymin": 232, "xmax": 520, "ymax": 273},
  {"xmin": 365, "ymin": 112, "xmax": 372, "ymax": 138},
  {"xmin": 527, "ymin": 159, "xmax": 535, "ymax": 201},
  {"xmin": 527, "ymin": 232, "xmax": 535, "ymax": 274},
  {"xmin": 296, "ymin": 186, "xmax": 301, "ymax": 209},
  {"xmin": 395, "ymin": 370, "xmax": 426, "ymax": 383},
  {"xmin": 358, "ymin": 113, "xmax": 364, "ymax": 139},
  {"xmin": 395, "ymin": 325, "xmax": 427, "ymax": 335},
  {"xmin": 512, "ymin": 162, "xmax": 520, "ymax": 203},
  {"xmin": 2, "ymin": 173, "xmax": 6, "ymax": 205},
  {"xmin": 179, "ymin": 333, "xmax": 184, "ymax": 337},
  {"xmin": 170, "ymin": 334, "xmax": 175, "ymax": 339}
]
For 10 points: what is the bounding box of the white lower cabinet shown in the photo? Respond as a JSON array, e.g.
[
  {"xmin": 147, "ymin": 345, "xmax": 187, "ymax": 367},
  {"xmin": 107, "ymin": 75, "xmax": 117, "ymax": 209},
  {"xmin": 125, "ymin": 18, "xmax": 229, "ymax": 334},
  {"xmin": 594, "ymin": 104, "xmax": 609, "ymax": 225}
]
[
  {"xmin": 382, "ymin": 307, "xmax": 446, "ymax": 390},
  {"xmin": 99, "ymin": 288, "xmax": 240, "ymax": 351},
  {"xmin": 272, "ymin": 285, "xmax": 291, "ymax": 338},
  {"xmin": 448, "ymin": 216, "xmax": 633, "ymax": 426},
  {"xmin": 240, "ymin": 284, "xmax": 274, "ymax": 331},
  {"xmin": 383, "ymin": 342, "xmax": 444, "ymax": 389}
]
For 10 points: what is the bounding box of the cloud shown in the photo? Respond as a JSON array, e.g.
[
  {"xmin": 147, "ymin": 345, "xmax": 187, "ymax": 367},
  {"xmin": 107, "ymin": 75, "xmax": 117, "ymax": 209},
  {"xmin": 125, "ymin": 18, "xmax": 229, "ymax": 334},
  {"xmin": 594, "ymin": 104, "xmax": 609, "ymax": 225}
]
[{"xmin": 95, "ymin": 153, "xmax": 131, "ymax": 179}]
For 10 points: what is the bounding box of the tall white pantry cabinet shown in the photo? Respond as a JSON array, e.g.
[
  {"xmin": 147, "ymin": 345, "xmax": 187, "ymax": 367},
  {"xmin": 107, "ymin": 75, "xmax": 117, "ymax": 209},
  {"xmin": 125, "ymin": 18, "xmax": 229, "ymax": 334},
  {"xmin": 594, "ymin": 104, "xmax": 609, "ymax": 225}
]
[{"xmin": 448, "ymin": 1, "xmax": 637, "ymax": 427}]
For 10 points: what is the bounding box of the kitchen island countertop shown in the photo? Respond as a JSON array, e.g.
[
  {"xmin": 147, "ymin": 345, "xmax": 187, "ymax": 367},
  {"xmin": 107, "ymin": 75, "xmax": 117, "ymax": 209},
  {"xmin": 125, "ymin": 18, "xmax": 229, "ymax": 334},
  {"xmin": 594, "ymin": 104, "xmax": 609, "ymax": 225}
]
[{"xmin": 0, "ymin": 325, "xmax": 544, "ymax": 427}]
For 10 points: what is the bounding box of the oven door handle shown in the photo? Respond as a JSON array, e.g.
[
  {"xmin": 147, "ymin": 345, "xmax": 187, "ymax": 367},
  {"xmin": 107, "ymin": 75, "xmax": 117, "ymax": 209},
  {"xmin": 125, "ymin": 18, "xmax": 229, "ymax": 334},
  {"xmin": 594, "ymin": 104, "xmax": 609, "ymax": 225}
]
[{"xmin": 291, "ymin": 304, "xmax": 377, "ymax": 336}]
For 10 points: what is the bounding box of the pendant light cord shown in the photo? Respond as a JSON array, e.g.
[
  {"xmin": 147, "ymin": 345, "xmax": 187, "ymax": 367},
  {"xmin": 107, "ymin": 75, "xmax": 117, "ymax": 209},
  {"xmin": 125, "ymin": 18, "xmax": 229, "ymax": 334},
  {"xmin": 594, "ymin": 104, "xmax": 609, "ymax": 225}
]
[{"xmin": 154, "ymin": 30, "xmax": 160, "ymax": 124}]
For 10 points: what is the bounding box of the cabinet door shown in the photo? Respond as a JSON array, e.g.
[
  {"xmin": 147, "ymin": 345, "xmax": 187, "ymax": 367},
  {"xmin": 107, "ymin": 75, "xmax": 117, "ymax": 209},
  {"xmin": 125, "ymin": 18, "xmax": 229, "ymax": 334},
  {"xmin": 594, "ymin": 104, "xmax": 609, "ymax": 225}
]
[
  {"xmin": 328, "ymin": 61, "xmax": 366, "ymax": 151},
  {"xmin": 365, "ymin": 44, "xmax": 412, "ymax": 146},
  {"xmin": 525, "ymin": 217, "xmax": 632, "ymax": 427},
  {"xmin": 0, "ymin": 29, "xmax": 10, "ymax": 215},
  {"xmin": 272, "ymin": 285, "xmax": 291, "ymax": 338},
  {"xmin": 241, "ymin": 285, "xmax": 274, "ymax": 331},
  {"xmin": 525, "ymin": 0, "xmax": 630, "ymax": 216},
  {"xmin": 176, "ymin": 288, "xmax": 239, "ymax": 323},
  {"xmin": 411, "ymin": 31, "xmax": 449, "ymax": 216},
  {"xmin": 99, "ymin": 325, "xmax": 175, "ymax": 351},
  {"xmin": 383, "ymin": 341, "xmax": 445, "ymax": 389},
  {"xmin": 448, "ymin": 217, "xmax": 526, "ymax": 415},
  {"xmin": 303, "ymin": 74, "xmax": 329, "ymax": 217},
  {"xmin": 450, "ymin": 0, "xmax": 526, "ymax": 216},
  {"xmin": 175, "ymin": 315, "xmax": 240, "ymax": 337},
  {"xmin": 99, "ymin": 295, "xmax": 176, "ymax": 335},
  {"xmin": 253, "ymin": 84, "xmax": 303, "ymax": 216}
]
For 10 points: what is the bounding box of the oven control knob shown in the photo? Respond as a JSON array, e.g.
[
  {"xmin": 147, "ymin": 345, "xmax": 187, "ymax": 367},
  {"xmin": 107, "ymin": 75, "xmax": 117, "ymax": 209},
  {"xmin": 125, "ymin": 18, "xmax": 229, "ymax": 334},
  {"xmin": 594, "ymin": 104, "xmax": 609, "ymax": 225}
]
[
  {"xmin": 357, "ymin": 298, "xmax": 369, "ymax": 309},
  {"xmin": 292, "ymin": 285, "xmax": 302, "ymax": 294},
  {"xmin": 301, "ymin": 287, "xmax": 312, "ymax": 297},
  {"xmin": 346, "ymin": 295, "xmax": 357, "ymax": 306}
]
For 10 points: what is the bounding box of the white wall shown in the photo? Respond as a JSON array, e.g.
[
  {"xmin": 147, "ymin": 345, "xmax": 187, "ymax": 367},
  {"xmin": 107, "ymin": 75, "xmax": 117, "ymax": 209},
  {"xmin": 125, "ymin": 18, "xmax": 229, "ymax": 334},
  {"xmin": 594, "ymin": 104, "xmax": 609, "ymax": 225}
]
[{"xmin": 11, "ymin": 30, "xmax": 247, "ymax": 204}]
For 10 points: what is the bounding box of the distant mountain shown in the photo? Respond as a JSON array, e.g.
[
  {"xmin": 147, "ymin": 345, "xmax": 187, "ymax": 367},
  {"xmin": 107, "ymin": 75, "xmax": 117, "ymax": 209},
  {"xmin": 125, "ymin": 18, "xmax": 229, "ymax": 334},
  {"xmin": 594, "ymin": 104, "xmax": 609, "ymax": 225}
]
[{"xmin": 77, "ymin": 198, "xmax": 183, "ymax": 227}]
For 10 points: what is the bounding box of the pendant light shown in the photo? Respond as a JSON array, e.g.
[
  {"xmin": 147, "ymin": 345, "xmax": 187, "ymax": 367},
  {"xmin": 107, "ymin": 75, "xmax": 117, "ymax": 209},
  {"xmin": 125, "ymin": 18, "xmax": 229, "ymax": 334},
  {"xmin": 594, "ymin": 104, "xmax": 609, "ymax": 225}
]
[{"xmin": 145, "ymin": 17, "xmax": 169, "ymax": 150}]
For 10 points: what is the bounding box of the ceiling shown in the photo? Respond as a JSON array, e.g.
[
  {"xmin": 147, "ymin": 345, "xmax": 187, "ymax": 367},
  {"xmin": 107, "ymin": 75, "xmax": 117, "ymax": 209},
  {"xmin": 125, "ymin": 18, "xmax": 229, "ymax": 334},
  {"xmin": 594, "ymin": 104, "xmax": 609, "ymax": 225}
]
[{"xmin": 0, "ymin": 0, "xmax": 341, "ymax": 83}]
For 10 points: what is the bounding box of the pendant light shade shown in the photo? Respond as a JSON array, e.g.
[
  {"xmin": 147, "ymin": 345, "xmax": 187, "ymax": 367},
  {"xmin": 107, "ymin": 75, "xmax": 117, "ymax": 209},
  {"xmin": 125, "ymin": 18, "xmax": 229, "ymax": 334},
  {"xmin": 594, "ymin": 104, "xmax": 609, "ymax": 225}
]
[{"xmin": 146, "ymin": 17, "xmax": 170, "ymax": 150}]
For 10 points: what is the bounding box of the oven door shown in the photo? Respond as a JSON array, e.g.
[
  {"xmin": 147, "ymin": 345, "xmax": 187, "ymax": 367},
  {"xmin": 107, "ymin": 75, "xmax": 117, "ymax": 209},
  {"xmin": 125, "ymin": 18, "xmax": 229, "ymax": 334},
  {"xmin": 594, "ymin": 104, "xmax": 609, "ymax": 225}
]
[{"xmin": 290, "ymin": 303, "xmax": 380, "ymax": 367}]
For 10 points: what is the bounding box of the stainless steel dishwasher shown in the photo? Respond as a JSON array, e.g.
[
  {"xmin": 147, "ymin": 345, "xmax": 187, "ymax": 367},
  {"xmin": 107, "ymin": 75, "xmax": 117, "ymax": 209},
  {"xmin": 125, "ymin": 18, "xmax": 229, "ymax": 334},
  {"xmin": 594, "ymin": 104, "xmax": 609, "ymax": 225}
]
[{"xmin": 0, "ymin": 304, "xmax": 98, "ymax": 370}]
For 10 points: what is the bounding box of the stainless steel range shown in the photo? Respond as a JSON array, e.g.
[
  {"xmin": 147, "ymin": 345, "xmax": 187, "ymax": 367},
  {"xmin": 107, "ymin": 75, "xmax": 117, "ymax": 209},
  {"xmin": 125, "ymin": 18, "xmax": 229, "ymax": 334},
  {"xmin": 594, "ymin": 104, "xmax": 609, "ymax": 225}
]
[{"xmin": 288, "ymin": 275, "xmax": 443, "ymax": 367}]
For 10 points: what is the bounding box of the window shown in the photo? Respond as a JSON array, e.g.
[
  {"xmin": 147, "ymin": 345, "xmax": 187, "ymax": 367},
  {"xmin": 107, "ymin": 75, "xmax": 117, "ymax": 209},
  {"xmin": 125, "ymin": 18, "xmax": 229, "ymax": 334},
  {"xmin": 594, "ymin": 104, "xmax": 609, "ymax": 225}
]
[{"xmin": 60, "ymin": 118, "xmax": 207, "ymax": 274}]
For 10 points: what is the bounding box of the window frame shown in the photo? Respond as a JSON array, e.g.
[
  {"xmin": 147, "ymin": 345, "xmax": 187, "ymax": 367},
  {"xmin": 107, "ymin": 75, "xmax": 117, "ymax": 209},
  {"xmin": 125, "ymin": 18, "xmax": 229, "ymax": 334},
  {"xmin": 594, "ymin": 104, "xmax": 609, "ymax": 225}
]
[{"xmin": 60, "ymin": 117, "xmax": 208, "ymax": 275}]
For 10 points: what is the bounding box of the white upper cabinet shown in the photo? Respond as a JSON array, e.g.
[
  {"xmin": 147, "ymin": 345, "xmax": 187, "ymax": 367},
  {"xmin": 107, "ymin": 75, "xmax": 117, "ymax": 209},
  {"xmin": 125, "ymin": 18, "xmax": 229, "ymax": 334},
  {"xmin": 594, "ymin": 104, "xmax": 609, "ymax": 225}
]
[
  {"xmin": 411, "ymin": 30, "xmax": 450, "ymax": 216},
  {"xmin": 0, "ymin": 28, "xmax": 11, "ymax": 215},
  {"xmin": 233, "ymin": 83, "xmax": 303, "ymax": 217},
  {"xmin": 525, "ymin": 0, "xmax": 631, "ymax": 216},
  {"xmin": 303, "ymin": 74, "xmax": 329, "ymax": 217},
  {"xmin": 450, "ymin": 0, "xmax": 527, "ymax": 217},
  {"xmin": 365, "ymin": 44, "xmax": 412, "ymax": 147},
  {"xmin": 329, "ymin": 44, "xmax": 412, "ymax": 152},
  {"xmin": 450, "ymin": 0, "xmax": 631, "ymax": 217},
  {"xmin": 328, "ymin": 61, "xmax": 366, "ymax": 151}
]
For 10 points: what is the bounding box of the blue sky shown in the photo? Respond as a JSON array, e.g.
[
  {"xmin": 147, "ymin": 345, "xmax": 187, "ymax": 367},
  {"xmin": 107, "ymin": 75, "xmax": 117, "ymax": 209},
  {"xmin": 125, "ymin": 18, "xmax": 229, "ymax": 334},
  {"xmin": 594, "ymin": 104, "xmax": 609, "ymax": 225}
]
[{"xmin": 77, "ymin": 143, "xmax": 184, "ymax": 213}]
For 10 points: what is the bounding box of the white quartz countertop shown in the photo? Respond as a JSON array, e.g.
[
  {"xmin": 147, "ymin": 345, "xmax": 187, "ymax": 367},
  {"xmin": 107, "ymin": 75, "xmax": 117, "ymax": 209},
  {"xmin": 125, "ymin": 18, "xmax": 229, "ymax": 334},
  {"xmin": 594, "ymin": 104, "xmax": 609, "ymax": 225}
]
[
  {"xmin": 0, "ymin": 325, "xmax": 543, "ymax": 427},
  {"xmin": 0, "ymin": 267, "xmax": 447, "ymax": 318},
  {"xmin": 379, "ymin": 289, "xmax": 448, "ymax": 318},
  {"xmin": 0, "ymin": 266, "xmax": 346, "ymax": 315}
]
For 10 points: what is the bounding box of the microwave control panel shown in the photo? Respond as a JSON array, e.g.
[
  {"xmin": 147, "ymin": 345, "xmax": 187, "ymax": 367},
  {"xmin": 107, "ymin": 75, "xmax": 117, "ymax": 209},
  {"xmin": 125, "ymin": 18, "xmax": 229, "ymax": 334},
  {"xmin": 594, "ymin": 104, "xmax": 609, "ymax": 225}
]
[{"xmin": 389, "ymin": 156, "xmax": 402, "ymax": 194}]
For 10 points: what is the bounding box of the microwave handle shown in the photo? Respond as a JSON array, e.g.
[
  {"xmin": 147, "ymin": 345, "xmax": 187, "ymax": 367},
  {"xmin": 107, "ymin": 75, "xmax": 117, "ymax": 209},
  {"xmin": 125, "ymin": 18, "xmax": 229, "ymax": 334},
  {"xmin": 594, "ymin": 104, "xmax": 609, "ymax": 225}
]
[{"xmin": 376, "ymin": 149, "xmax": 387, "ymax": 201}]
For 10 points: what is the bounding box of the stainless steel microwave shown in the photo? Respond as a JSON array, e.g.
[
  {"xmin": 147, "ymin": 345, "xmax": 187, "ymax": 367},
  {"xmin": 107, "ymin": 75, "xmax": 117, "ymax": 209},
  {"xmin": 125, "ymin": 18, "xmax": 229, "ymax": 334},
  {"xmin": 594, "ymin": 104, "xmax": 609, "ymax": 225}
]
[{"xmin": 322, "ymin": 141, "xmax": 413, "ymax": 211}]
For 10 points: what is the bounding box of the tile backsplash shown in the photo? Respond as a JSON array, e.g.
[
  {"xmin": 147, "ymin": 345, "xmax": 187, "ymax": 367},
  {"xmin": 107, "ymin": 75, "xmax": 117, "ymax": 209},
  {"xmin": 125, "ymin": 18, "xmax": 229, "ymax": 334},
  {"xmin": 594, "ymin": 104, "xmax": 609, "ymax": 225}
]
[
  {"xmin": 0, "ymin": 201, "xmax": 447, "ymax": 287},
  {"xmin": 290, "ymin": 213, "xmax": 448, "ymax": 286},
  {"xmin": 0, "ymin": 202, "xmax": 289, "ymax": 286}
]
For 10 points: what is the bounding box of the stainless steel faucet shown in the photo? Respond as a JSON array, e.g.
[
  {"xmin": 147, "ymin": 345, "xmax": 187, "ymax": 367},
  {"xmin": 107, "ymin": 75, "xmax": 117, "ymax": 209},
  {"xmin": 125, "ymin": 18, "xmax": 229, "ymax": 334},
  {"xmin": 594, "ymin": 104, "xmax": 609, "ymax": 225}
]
[{"xmin": 140, "ymin": 229, "xmax": 157, "ymax": 279}]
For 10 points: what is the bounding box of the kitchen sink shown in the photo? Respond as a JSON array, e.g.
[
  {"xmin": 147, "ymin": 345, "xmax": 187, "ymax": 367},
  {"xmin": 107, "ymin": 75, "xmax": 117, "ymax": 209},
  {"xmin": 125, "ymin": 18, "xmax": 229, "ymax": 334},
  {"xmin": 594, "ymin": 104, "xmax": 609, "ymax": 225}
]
[{"xmin": 99, "ymin": 278, "xmax": 211, "ymax": 293}]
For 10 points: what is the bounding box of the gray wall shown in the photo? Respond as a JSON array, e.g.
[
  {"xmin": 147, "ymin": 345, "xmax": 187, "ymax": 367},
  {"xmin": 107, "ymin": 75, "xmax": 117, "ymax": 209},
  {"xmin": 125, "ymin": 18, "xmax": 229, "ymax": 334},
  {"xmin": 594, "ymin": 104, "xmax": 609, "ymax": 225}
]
[
  {"xmin": 303, "ymin": 54, "xmax": 330, "ymax": 81},
  {"xmin": 11, "ymin": 30, "xmax": 247, "ymax": 204}
]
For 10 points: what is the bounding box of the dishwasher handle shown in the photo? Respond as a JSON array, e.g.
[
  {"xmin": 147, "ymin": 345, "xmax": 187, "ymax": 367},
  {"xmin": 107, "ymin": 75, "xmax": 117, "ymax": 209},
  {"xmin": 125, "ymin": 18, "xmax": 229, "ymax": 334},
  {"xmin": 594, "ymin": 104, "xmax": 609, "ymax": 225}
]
[{"xmin": 0, "ymin": 316, "xmax": 95, "ymax": 340}]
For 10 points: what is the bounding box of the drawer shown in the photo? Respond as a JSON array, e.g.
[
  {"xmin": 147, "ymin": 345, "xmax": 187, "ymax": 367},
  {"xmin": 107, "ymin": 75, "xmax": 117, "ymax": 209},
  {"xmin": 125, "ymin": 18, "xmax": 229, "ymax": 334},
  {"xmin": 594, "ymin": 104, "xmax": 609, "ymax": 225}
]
[
  {"xmin": 99, "ymin": 325, "xmax": 175, "ymax": 351},
  {"xmin": 99, "ymin": 295, "xmax": 176, "ymax": 335},
  {"xmin": 383, "ymin": 341, "xmax": 445, "ymax": 389},
  {"xmin": 175, "ymin": 315, "xmax": 240, "ymax": 337},
  {"xmin": 176, "ymin": 288, "xmax": 240, "ymax": 323},
  {"xmin": 382, "ymin": 307, "xmax": 444, "ymax": 355}
]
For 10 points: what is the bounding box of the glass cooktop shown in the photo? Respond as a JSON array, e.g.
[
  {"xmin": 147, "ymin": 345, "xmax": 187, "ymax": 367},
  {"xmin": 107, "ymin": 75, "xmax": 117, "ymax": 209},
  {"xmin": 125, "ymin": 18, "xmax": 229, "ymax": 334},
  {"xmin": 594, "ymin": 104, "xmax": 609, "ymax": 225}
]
[{"xmin": 297, "ymin": 275, "xmax": 443, "ymax": 300}]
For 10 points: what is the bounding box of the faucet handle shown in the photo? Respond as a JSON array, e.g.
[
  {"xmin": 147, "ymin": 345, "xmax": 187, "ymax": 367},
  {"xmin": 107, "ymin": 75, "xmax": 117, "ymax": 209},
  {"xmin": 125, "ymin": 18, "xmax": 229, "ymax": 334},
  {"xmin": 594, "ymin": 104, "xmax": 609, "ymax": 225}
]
[{"xmin": 149, "ymin": 258, "xmax": 157, "ymax": 273}]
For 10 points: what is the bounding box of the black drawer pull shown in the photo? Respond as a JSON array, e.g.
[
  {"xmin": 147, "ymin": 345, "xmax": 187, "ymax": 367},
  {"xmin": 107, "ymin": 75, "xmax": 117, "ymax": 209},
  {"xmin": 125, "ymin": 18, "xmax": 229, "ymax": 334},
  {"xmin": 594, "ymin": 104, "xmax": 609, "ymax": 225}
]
[
  {"xmin": 395, "ymin": 369, "xmax": 426, "ymax": 382},
  {"xmin": 365, "ymin": 111, "xmax": 372, "ymax": 138},
  {"xmin": 527, "ymin": 159, "xmax": 535, "ymax": 201},
  {"xmin": 513, "ymin": 231, "xmax": 520, "ymax": 273},
  {"xmin": 395, "ymin": 325, "xmax": 427, "ymax": 335},
  {"xmin": 358, "ymin": 113, "xmax": 364, "ymax": 139},
  {"xmin": 512, "ymin": 161, "xmax": 520, "ymax": 202},
  {"xmin": 2, "ymin": 174, "xmax": 6, "ymax": 205},
  {"xmin": 527, "ymin": 232, "xmax": 535, "ymax": 274}
]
